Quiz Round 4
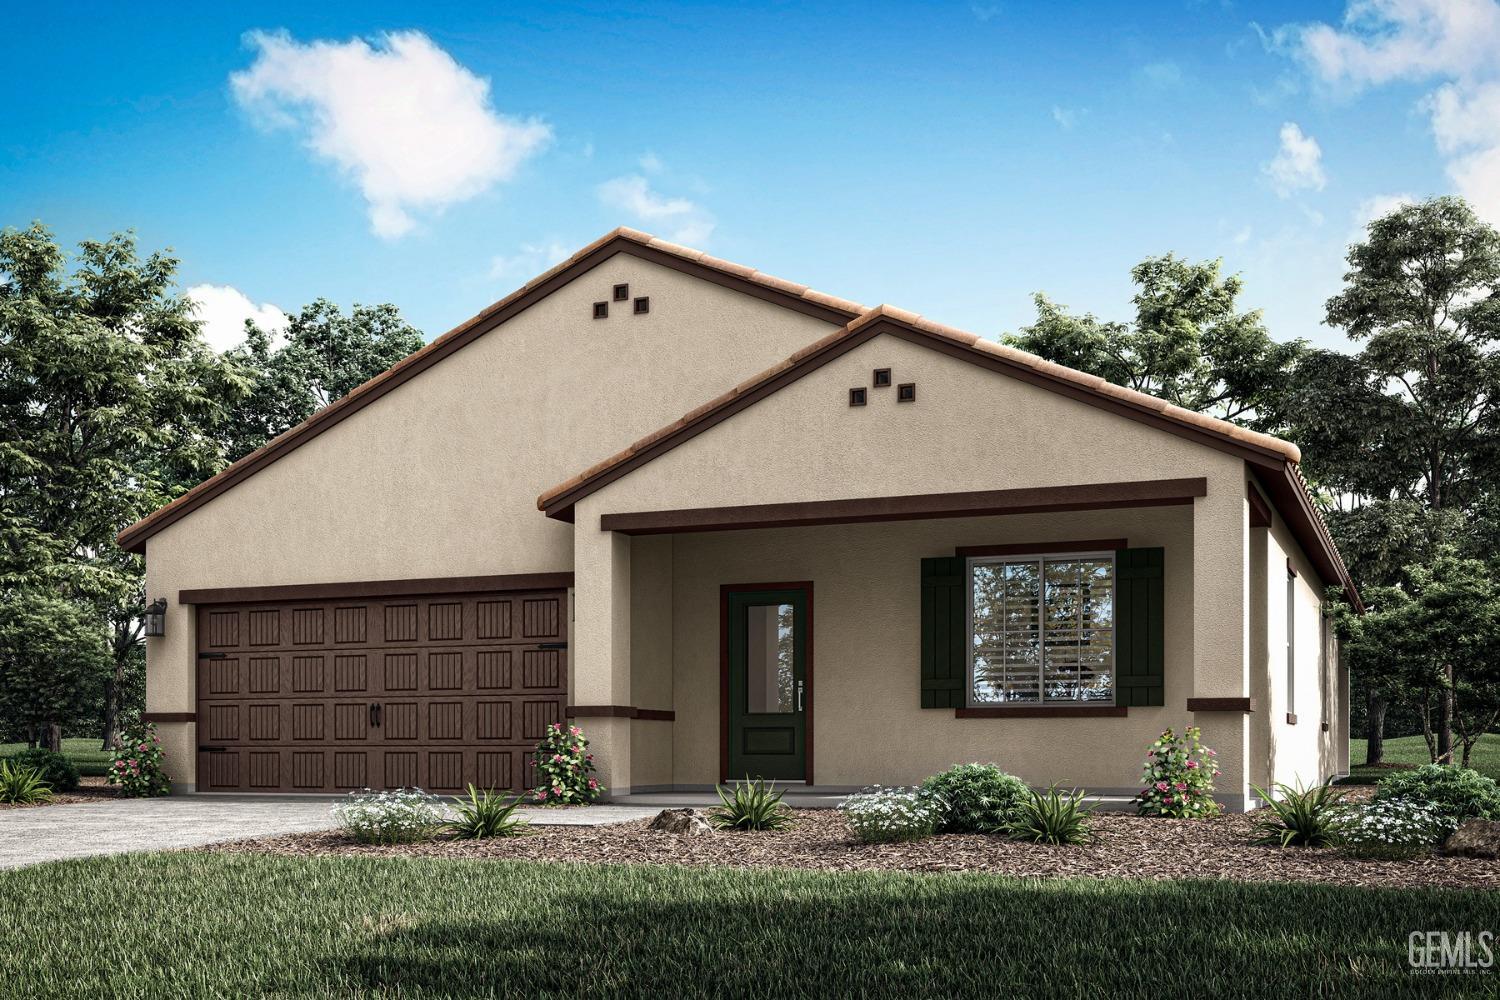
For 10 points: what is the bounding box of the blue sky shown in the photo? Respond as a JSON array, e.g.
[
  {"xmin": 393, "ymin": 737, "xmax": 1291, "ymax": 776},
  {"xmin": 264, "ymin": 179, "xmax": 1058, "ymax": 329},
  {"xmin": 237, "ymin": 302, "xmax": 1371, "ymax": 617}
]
[{"xmin": 2, "ymin": 1, "xmax": 1488, "ymax": 352}]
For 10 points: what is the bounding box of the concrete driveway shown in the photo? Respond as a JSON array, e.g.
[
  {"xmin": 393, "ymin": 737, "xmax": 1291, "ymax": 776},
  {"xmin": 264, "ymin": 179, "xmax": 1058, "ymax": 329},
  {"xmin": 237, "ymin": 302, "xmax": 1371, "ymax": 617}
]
[{"xmin": 0, "ymin": 796, "xmax": 663, "ymax": 869}]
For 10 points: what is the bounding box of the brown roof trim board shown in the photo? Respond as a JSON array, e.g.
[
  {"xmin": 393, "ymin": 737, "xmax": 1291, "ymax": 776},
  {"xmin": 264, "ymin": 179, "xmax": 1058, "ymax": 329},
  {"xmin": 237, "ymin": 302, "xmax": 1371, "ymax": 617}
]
[
  {"xmin": 538, "ymin": 305, "xmax": 1359, "ymax": 609},
  {"xmin": 116, "ymin": 229, "xmax": 865, "ymax": 554},
  {"xmin": 178, "ymin": 572, "xmax": 574, "ymax": 605},
  {"xmin": 598, "ymin": 480, "xmax": 1205, "ymax": 536}
]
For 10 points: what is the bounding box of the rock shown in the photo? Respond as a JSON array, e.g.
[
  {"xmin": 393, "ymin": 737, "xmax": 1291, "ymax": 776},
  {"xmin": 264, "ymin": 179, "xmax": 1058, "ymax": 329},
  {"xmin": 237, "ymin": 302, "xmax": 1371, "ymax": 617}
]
[
  {"xmin": 1442, "ymin": 819, "xmax": 1500, "ymax": 858},
  {"xmin": 648, "ymin": 808, "xmax": 714, "ymax": 836}
]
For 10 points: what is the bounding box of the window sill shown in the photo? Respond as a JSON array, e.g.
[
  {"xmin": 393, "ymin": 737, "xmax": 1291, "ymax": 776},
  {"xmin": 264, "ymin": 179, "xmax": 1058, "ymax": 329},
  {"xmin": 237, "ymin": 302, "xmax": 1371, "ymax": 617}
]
[{"xmin": 955, "ymin": 705, "xmax": 1128, "ymax": 719}]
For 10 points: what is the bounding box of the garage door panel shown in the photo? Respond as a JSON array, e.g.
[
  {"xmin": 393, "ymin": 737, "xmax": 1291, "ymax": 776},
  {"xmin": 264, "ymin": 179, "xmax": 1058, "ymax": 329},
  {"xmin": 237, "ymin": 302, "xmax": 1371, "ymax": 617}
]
[{"xmin": 196, "ymin": 589, "xmax": 567, "ymax": 793}]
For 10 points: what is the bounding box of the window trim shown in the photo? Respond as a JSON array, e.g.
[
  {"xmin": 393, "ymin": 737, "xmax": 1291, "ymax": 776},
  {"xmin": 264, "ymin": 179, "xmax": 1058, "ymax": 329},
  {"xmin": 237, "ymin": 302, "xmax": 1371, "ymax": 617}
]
[{"xmin": 964, "ymin": 549, "xmax": 1118, "ymax": 707}]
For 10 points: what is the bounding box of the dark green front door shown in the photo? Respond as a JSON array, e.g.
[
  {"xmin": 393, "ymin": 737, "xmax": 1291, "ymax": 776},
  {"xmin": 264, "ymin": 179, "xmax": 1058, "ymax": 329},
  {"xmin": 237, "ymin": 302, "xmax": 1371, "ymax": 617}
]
[{"xmin": 726, "ymin": 586, "xmax": 808, "ymax": 782}]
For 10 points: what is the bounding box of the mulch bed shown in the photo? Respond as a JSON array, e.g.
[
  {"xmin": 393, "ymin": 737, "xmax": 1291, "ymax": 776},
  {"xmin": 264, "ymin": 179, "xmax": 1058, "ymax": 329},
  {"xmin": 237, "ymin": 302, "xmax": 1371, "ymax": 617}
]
[
  {"xmin": 211, "ymin": 800, "xmax": 1498, "ymax": 892},
  {"xmin": 0, "ymin": 777, "xmax": 121, "ymax": 810}
]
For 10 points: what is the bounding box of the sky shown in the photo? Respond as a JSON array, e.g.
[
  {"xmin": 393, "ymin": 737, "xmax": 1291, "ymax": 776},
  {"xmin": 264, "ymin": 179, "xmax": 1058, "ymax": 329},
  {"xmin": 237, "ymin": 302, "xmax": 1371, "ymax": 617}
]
[{"xmin": 2, "ymin": 1, "xmax": 1494, "ymax": 353}]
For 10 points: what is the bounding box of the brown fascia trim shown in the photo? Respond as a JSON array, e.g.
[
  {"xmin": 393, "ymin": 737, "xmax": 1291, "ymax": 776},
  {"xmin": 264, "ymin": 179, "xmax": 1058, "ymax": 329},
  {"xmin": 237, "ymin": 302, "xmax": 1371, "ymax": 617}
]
[
  {"xmin": 1186, "ymin": 697, "xmax": 1256, "ymax": 713},
  {"xmin": 565, "ymin": 705, "xmax": 676, "ymax": 722},
  {"xmin": 1252, "ymin": 466, "xmax": 1362, "ymax": 611},
  {"xmin": 539, "ymin": 317, "xmax": 1294, "ymax": 521},
  {"xmin": 598, "ymin": 479, "xmax": 1206, "ymax": 536},
  {"xmin": 115, "ymin": 235, "xmax": 862, "ymax": 555},
  {"xmin": 179, "ymin": 572, "xmax": 574, "ymax": 605},
  {"xmin": 955, "ymin": 538, "xmax": 1127, "ymax": 558},
  {"xmin": 1248, "ymin": 483, "xmax": 1273, "ymax": 528},
  {"xmin": 955, "ymin": 705, "xmax": 1129, "ymax": 718},
  {"xmin": 142, "ymin": 712, "xmax": 195, "ymax": 723}
]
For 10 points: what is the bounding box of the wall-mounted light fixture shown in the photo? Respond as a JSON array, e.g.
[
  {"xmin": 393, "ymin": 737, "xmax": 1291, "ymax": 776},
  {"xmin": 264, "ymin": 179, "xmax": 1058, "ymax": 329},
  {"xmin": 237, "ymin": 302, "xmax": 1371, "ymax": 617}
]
[{"xmin": 144, "ymin": 598, "xmax": 167, "ymax": 637}]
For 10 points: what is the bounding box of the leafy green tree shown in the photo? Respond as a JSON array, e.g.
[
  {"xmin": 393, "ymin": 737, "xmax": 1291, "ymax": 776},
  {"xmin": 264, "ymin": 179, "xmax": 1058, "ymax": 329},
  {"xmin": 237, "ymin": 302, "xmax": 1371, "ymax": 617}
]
[
  {"xmin": 1311, "ymin": 197, "xmax": 1500, "ymax": 762},
  {"xmin": 223, "ymin": 300, "xmax": 423, "ymax": 461},
  {"xmin": 0, "ymin": 591, "xmax": 110, "ymax": 749},
  {"xmin": 1008, "ymin": 254, "xmax": 1305, "ymax": 425},
  {"xmin": 0, "ymin": 223, "xmax": 248, "ymax": 748}
]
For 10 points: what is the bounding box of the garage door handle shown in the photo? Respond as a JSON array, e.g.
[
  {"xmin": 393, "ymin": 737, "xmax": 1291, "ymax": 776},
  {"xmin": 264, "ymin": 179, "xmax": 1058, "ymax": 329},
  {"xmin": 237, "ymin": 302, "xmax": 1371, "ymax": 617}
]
[
  {"xmin": 537, "ymin": 642, "xmax": 567, "ymax": 650},
  {"xmin": 198, "ymin": 653, "xmax": 227, "ymax": 660},
  {"xmin": 198, "ymin": 746, "xmax": 227, "ymax": 753},
  {"xmin": 369, "ymin": 702, "xmax": 382, "ymax": 728}
]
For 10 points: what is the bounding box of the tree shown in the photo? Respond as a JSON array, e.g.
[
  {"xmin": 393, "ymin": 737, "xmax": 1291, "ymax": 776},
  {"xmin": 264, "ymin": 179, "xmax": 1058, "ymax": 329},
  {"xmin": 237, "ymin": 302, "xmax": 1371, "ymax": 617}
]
[
  {"xmin": 1007, "ymin": 254, "xmax": 1305, "ymax": 426},
  {"xmin": 0, "ymin": 223, "xmax": 248, "ymax": 748},
  {"xmin": 223, "ymin": 300, "xmax": 424, "ymax": 461},
  {"xmin": 1317, "ymin": 196, "xmax": 1500, "ymax": 762},
  {"xmin": 0, "ymin": 592, "xmax": 110, "ymax": 749}
]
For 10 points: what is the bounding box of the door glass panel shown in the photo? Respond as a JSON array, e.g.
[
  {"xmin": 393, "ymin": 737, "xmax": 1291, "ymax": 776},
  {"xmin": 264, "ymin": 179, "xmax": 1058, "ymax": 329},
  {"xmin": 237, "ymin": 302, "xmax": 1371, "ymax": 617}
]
[{"xmin": 745, "ymin": 603, "xmax": 795, "ymax": 713}]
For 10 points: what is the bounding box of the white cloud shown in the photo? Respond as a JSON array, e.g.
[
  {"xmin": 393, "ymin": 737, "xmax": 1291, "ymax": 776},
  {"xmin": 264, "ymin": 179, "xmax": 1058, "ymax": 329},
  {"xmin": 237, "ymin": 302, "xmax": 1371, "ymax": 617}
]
[
  {"xmin": 1232, "ymin": 225, "xmax": 1254, "ymax": 245},
  {"xmin": 488, "ymin": 240, "xmax": 573, "ymax": 281},
  {"xmin": 637, "ymin": 151, "xmax": 664, "ymax": 173},
  {"xmin": 1350, "ymin": 191, "xmax": 1417, "ymax": 241},
  {"xmin": 231, "ymin": 30, "xmax": 552, "ymax": 238},
  {"xmin": 1281, "ymin": 1, "xmax": 1500, "ymax": 221},
  {"xmin": 186, "ymin": 284, "xmax": 290, "ymax": 352},
  {"xmin": 1051, "ymin": 106, "xmax": 1082, "ymax": 129},
  {"xmin": 1263, "ymin": 122, "xmax": 1327, "ymax": 196},
  {"xmin": 597, "ymin": 174, "xmax": 716, "ymax": 246}
]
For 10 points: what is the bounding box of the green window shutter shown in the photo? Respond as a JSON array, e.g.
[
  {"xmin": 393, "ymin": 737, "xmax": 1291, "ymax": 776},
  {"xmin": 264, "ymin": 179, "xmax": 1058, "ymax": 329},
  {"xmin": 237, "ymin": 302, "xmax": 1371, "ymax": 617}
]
[
  {"xmin": 920, "ymin": 556, "xmax": 966, "ymax": 709},
  {"xmin": 1115, "ymin": 547, "xmax": 1164, "ymax": 706}
]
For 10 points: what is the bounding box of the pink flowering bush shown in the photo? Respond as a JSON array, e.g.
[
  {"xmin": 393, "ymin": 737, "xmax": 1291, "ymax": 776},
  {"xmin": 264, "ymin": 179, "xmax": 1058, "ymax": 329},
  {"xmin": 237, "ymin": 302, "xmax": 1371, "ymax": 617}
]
[
  {"xmin": 531, "ymin": 723, "xmax": 604, "ymax": 804},
  {"xmin": 1134, "ymin": 726, "xmax": 1220, "ymax": 819},
  {"xmin": 106, "ymin": 724, "xmax": 171, "ymax": 797}
]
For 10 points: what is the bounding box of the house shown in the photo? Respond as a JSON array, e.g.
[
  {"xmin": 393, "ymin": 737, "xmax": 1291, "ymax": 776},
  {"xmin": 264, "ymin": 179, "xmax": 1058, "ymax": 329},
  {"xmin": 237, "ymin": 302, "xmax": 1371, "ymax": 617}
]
[{"xmin": 118, "ymin": 229, "xmax": 1355, "ymax": 810}]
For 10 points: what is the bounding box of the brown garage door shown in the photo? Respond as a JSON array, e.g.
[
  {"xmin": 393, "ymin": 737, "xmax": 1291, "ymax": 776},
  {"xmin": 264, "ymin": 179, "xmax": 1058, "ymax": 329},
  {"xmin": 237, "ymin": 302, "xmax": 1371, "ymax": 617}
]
[{"xmin": 195, "ymin": 588, "xmax": 567, "ymax": 793}]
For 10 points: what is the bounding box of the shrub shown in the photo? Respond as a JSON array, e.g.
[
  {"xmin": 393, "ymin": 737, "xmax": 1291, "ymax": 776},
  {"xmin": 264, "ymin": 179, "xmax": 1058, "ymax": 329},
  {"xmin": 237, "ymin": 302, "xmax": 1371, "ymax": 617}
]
[
  {"xmin": 920, "ymin": 763, "xmax": 1029, "ymax": 833},
  {"xmin": 447, "ymin": 785, "xmax": 528, "ymax": 840},
  {"xmin": 1134, "ymin": 727, "xmax": 1221, "ymax": 819},
  {"xmin": 105, "ymin": 724, "xmax": 170, "ymax": 797},
  {"xmin": 333, "ymin": 788, "xmax": 447, "ymax": 844},
  {"xmin": 841, "ymin": 786, "xmax": 945, "ymax": 843},
  {"xmin": 1373, "ymin": 764, "xmax": 1500, "ymax": 825},
  {"xmin": 0, "ymin": 761, "xmax": 53, "ymax": 804},
  {"xmin": 532, "ymin": 723, "xmax": 604, "ymax": 804},
  {"xmin": 710, "ymin": 777, "xmax": 792, "ymax": 831},
  {"xmin": 6, "ymin": 748, "xmax": 79, "ymax": 792},
  {"xmin": 1007, "ymin": 785, "xmax": 1095, "ymax": 845},
  {"xmin": 1250, "ymin": 781, "xmax": 1347, "ymax": 848},
  {"xmin": 1337, "ymin": 799, "xmax": 1453, "ymax": 860}
]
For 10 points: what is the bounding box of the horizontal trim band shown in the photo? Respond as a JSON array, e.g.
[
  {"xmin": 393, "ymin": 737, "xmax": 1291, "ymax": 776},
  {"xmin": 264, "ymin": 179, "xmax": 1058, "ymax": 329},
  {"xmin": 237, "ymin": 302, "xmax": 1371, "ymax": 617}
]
[
  {"xmin": 956, "ymin": 538, "xmax": 1127, "ymax": 558},
  {"xmin": 180, "ymin": 572, "xmax": 574, "ymax": 606},
  {"xmin": 142, "ymin": 712, "xmax": 196, "ymax": 723},
  {"xmin": 600, "ymin": 478, "xmax": 1207, "ymax": 536},
  {"xmin": 955, "ymin": 706, "xmax": 1128, "ymax": 718},
  {"xmin": 1186, "ymin": 697, "xmax": 1256, "ymax": 713},
  {"xmin": 565, "ymin": 705, "xmax": 676, "ymax": 721}
]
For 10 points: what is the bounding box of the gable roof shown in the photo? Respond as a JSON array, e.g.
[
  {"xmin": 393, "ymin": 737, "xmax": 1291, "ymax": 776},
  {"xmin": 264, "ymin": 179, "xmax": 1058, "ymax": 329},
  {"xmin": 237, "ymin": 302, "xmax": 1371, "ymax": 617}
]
[
  {"xmin": 536, "ymin": 304, "xmax": 1359, "ymax": 607},
  {"xmin": 116, "ymin": 228, "xmax": 865, "ymax": 554}
]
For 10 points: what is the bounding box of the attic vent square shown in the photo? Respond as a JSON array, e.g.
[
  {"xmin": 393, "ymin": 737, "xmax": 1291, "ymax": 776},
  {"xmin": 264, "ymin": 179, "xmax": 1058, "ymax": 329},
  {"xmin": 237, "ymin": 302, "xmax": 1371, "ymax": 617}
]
[
  {"xmin": 873, "ymin": 368, "xmax": 892, "ymax": 387},
  {"xmin": 613, "ymin": 283, "xmax": 630, "ymax": 302},
  {"xmin": 849, "ymin": 387, "xmax": 867, "ymax": 407},
  {"xmin": 897, "ymin": 382, "xmax": 916, "ymax": 402},
  {"xmin": 593, "ymin": 301, "xmax": 609, "ymax": 319},
  {"xmin": 634, "ymin": 296, "xmax": 650, "ymax": 315}
]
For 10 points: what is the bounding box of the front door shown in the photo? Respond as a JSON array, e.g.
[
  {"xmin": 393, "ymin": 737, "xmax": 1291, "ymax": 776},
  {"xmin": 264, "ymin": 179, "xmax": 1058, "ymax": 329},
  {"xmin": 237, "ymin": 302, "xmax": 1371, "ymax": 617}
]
[{"xmin": 725, "ymin": 584, "xmax": 810, "ymax": 782}]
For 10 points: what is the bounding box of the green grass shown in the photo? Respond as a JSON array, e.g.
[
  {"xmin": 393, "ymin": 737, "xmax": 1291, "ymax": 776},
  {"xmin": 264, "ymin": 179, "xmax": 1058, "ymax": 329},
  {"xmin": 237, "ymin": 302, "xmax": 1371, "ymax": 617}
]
[
  {"xmin": 0, "ymin": 737, "xmax": 111, "ymax": 777},
  {"xmin": 1346, "ymin": 733, "xmax": 1500, "ymax": 784},
  {"xmin": 1, "ymin": 855, "xmax": 1497, "ymax": 998}
]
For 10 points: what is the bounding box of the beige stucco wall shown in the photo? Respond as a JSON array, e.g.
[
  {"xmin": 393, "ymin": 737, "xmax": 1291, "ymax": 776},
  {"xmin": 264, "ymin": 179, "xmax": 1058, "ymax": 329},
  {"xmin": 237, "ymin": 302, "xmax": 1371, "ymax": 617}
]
[
  {"xmin": 573, "ymin": 331, "xmax": 1264, "ymax": 804},
  {"xmin": 143, "ymin": 253, "xmax": 840, "ymax": 787}
]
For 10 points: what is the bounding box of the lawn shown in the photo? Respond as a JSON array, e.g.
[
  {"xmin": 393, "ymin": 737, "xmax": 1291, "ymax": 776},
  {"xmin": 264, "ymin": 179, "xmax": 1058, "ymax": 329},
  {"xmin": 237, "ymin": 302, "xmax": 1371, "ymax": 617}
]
[
  {"xmin": 1, "ymin": 854, "xmax": 1497, "ymax": 998},
  {"xmin": 0, "ymin": 738, "xmax": 111, "ymax": 777},
  {"xmin": 1347, "ymin": 733, "xmax": 1500, "ymax": 784}
]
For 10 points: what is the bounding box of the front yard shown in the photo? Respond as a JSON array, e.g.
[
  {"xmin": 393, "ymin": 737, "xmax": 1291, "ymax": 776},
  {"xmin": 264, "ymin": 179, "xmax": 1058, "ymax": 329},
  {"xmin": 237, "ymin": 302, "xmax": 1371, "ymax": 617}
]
[
  {"xmin": 1, "ymin": 851, "xmax": 1496, "ymax": 998},
  {"xmin": 1348, "ymin": 734, "xmax": 1500, "ymax": 783}
]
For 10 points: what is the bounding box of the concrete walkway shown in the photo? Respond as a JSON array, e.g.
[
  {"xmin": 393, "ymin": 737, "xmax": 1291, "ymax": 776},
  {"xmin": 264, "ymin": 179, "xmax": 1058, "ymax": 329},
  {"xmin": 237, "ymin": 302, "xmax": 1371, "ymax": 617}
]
[{"xmin": 0, "ymin": 796, "xmax": 662, "ymax": 870}]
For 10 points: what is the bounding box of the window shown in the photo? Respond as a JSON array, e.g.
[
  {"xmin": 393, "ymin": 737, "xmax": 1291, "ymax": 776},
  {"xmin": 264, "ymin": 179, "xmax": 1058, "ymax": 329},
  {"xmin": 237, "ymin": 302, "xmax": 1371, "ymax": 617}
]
[
  {"xmin": 1286, "ymin": 570, "xmax": 1296, "ymax": 718},
  {"xmin": 613, "ymin": 283, "xmax": 630, "ymax": 302},
  {"xmin": 967, "ymin": 552, "xmax": 1115, "ymax": 704},
  {"xmin": 848, "ymin": 387, "xmax": 867, "ymax": 406},
  {"xmin": 593, "ymin": 301, "xmax": 608, "ymax": 319}
]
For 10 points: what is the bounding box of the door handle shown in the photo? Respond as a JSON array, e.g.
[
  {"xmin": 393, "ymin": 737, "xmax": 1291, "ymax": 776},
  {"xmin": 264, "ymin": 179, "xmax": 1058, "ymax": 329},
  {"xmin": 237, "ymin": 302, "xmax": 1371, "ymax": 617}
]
[
  {"xmin": 369, "ymin": 702, "xmax": 382, "ymax": 728},
  {"xmin": 797, "ymin": 681, "xmax": 804, "ymax": 713}
]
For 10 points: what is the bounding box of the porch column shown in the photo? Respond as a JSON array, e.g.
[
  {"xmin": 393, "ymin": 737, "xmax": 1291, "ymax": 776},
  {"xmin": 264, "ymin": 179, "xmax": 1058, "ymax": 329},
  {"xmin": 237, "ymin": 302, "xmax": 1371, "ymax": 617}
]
[
  {"xmin": 1190, "ymin": 468, "xmax": 1253, "ymax": 810},
  {"xmin": 571, "ymin": 500, "xmax": 632, "ymax": 796}
]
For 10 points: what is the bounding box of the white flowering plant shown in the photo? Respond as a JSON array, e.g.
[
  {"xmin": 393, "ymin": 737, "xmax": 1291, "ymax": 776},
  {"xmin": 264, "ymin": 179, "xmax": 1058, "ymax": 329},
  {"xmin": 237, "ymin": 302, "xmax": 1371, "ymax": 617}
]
[
  {"xmin": 841, "ymin": 785, "xmax": 946, "ymax": 843},
  {"xmin": 1336, "ymin": 799, "xmax": 1455, "ymax": 860},
  {"xmin": 332, "ymin": 788, "xmax": 448, "ymax": 844}
]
